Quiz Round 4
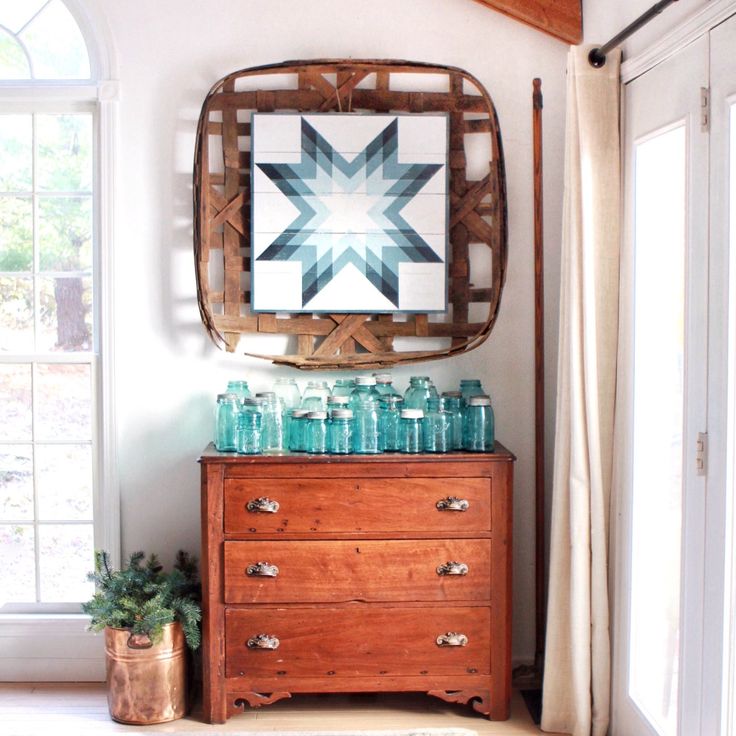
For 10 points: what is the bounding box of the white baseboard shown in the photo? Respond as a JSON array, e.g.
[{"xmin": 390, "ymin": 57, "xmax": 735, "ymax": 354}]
[{"xmin": 0, "ymin": 615, "xmax": 105, "ymax": 682}]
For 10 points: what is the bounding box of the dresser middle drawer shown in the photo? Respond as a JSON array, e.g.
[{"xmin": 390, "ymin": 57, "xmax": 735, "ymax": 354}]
[{"xmin": 224, "ymin": 539, "xmax": 491, "ymax": 604}]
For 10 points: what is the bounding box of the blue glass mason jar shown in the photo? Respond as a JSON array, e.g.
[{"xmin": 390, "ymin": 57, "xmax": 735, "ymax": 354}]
[
  {"xmin": 403, "ymin": 376, "xmax": 434, "ymax": 412},
  {"xmin": 256, "ymin": 392, "xmax": 285, "ymax": 452},
  {"xmin": 302, "ymin": 380, "xmax": 331, "ymax": 410},
  {"xmin": 373, "ymin": 373, "xmax": 401, "ymax": 398},
  {"xmin": 215, "ymin": 393, "xmax": 239, "ymax": 451},
  {"xmin": 463, "ymin": 395, "xmax": 495, "ymax": 452},
  {"xmin": 326, "ymin": 395, "xmax": 349, "ymax": 413},
  {"xmin": 440, "ymin": 391, "xmax": 464, "ymax": 450},
  {"xmin": 378, "ymin": 395, "xmax": 403, "ymax": 451},
  {"xmin": 273, "ymin": 377, "xmax": 301, "ymax": 440},
  {"xmin": 288, "ymin": 409, "xmax": 309, "ymax": 452},
  {"xmin": 349, "ymin": 376, "xmax": 381, "ymax": 454},
  {"xmin": 331, "ymin": 378, "xmax": 355, "ymax": 398},
  {"xmin": 423, "ymin": 398, "xmax": 452, "ymax": 453},
  {"xmin": 236, "ymin": 400, "xmax": 262, "ymax": 455},
  {"xmin": 399, "ymin": 408, "xmax": 424, "ymax": 454},
  {"xmin": 459, "ymin": 378, "xmax": 486, "ymax": 409},
  {"xmin": 327, "ymin": 408, "xmax": 353, "ymax": 455},
  {"xmin": 304, "ymin": 410, "xmax": 328, "ymax": 454},
  {"xmin": 226, "ymin": 380, "xmax": 251, "ymax": 401}
]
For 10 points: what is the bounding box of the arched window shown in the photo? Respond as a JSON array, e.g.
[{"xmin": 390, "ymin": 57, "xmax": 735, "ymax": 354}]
[
  {"xmin": 0, "ymin": 0, "xmax": 116, "ymax": 623},
  {"xmin": 0, "ymin": 1, "xmax": 91, "ymax": 80}
]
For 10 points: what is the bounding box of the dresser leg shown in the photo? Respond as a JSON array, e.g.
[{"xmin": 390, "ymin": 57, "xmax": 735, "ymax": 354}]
[{"xmin": 427, "ymin": 689, "xmax": 492, "ymax": 718}]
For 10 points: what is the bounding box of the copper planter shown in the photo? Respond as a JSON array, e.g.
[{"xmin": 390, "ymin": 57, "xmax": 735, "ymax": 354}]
[{"xmin": 105, "ymin": 622, "xmax": 187, "ymax": 724}]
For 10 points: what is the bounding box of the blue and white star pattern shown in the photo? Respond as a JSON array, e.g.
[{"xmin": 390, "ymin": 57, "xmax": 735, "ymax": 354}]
[{"xmin": 251, "ymin": 113, "xmax": 448, "ymax": 313}]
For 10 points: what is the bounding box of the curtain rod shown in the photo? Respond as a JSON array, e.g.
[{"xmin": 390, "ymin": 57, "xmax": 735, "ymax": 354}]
[{"xmin": 588, "ymin": 0, "xmax": 679, "ymax": 68}]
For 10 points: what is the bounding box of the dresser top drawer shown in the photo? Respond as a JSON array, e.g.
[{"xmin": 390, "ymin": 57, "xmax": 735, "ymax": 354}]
[{"xmin": 224, "ymin": 476, "xmax": 492, "ymax": 534}]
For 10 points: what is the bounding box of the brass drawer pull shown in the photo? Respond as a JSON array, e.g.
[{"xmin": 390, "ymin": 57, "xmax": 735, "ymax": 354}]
[
  {"xmin": 247, "ymin": 634, "xmax": 280, "ymax": 650},
  {"xmin": 246, "ymin": 497, "xmax": 280, "ymax": 514},
  {"xmin": 436, "ymin": 561, "xmax": 469, "ymax": 576},
  {"xmin": 436, "ymin": 632, "xmax": 468, "ymax": 647},
  {"xmin": 436, "ymin": 496, "xmax": 469, "ymax": 512},
  {"xmin": 246, "ymin": 561, "xmax": 279, "ymax": 578}
]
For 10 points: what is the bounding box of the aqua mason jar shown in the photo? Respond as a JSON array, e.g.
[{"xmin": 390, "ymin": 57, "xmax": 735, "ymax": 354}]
[
  {"xmin": 403, "ymin": 376, "xmax": 434, "ymax": 412},
  {"xmin": 331, "ymin": 377, "xmax": 356, "ymax": 398},
  {"xmin": 440, "ymin": 391, "xmax": 464, "ymax": 450},
  {"xmin": 273, "ymin": 377, "xmax": 301, "ymax": 439},
  {"xmin": 288, "ymin": 409, "xmax": 309, "ymax": 452},
  {"xmin": 236, "ymin": 401, "xmax": 262, "ymax": 455},
  {"xmin": 373, "ymin": 373, "xmax": 401, "ymax": 398},
  {"xmin": 326, "ymin": 395, "xmax": 349, "ymax": 413},
  {"xmin": 256, "ymin": 391, "xmax": 285, "ymax": 452},
  {"xmin": 423, "ymin": 398, "xmax": 452, "ymax": 453},
  {"xmin": 304, "ymin": 411, "xmax": 328, "ymax": 454},
  {"xmin": 302, "ymin": 380, "xmax": 331, "ymax": 410},
  {"xmin": 399, "ymin": 408, "xmax": 424, "ymax": 454},
  {"xmin": 463, "ymin": 395, "xmax": 495, "ymax": 452},
  {"xmin": 348, "ymin": 376, "xmax": 381, "ymax": 454},
  {"xmin": 226, "ymin": 380, "xmax": 251, "ymax": 401},
  {"xmin": 378, "ymin": 395, "xmax": 403, "ymax": 451},
  {"xmin": 459, "ymin": 378, "xmax": 486, "ymax": 409},
  {"xmin": 214, "ymin": 393, "xmax": 239, "ymax": 451},
  {"xmin": 327, "ymin": 408, "xmax": 353, "ymax": 455}
]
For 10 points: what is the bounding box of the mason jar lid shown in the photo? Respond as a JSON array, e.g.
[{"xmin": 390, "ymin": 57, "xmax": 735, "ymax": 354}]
[
  {"xmin": 373, "ymin": 373, "xmax": 393, "ymax": 383},
  {"xmin": 468, "ymin": 395, "xmax": 492, "ymax": 406},
  {"xmin": 327, "ymin": 395, "xmax": 349, "ymax": 404},
  {"xmin": 410, "ymin": 375, "xmax": 430, "ymax": 382},
  {"xmin": 460, "ymin": 378, "xmax": 482, "ymax": 385},
  {"xmin": 290, "ymin": 409, "xmax": 309, "ymax": 417},
  {"xmin": 217, "ymin": 392, "xmax": 239, "ymax": 402},
  {"xmin": 330, "ymin": 408, "xmax": 354, "ymax": 419},
  {"xmin": 306, "ymin": 411, "xmax": 327, "ymax": 420},
  {"xmin": 354, "ymin": 375, "xmax": 376, "ymax": 386},
  {"xmin": 256, "ymin": 391, "xmax": 276, "ymax": 398},
  {"xmin": 243, "ymin": 397, "xmax": 265, "ymax": 406},
  {"xmin": 400, "ymin": 408, "xmax": 424, "ymax": 419},
  {"xmin": 441, "ymin": 390, "xmax": 462, "ymax": 398}
]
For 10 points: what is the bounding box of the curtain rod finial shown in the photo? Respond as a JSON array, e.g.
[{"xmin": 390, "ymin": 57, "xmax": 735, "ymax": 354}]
[{"xmin": 588, "ymin": 48, "xmax": 607, "ymax": 68}]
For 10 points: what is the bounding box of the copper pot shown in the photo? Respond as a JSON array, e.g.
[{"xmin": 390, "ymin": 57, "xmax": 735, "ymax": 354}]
[{"xmin": 104, "ymin": 621, "xmax": 187, "ymax": 724}]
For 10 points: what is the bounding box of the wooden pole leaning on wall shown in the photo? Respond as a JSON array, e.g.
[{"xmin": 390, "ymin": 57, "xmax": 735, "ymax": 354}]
[
  {"xmin": 512, "ymin": 78, "xmax": 546, "ymax": 693},
  {"xmin": 532, "ymin": 77, "xmax": 546, "ymax": 676}
]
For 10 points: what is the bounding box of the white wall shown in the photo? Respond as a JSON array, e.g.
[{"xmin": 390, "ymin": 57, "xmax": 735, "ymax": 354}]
[{"xmin": 98, "ymin": 0, "xmax": 568, "ymax": 664}]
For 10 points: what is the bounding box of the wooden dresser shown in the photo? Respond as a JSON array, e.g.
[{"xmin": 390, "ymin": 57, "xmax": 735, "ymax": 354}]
[{"xmin": 199, "ymin": 445, "xmax": 514, "ymax": 723}]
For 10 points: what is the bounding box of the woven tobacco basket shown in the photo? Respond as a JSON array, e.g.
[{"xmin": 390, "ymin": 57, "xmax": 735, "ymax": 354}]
[{"xmin": 193, "ymin": 58, "xmax": 507, "ymax": 369}]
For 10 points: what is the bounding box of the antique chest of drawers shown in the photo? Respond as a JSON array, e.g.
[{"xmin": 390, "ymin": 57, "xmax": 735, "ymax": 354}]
[{"xmin": 199, "ymin": 445, "xmax": 514, "ymax": 723}]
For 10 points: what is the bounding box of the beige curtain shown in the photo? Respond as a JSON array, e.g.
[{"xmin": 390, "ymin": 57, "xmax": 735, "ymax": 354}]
[{"xmin": 541, "ymin": 45, "xmax": 621, "ymax": 736}]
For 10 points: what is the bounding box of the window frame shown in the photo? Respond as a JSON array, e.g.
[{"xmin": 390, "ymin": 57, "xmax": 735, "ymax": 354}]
[{"xmin": 0, "ymin": 0, "xmax": 119, "ymax": 620}]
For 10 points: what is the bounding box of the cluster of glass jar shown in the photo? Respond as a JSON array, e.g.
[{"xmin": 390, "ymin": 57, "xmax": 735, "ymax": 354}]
[{"xmin": 214, "ymin": 374, "xmax": 494, "ymax": 455}]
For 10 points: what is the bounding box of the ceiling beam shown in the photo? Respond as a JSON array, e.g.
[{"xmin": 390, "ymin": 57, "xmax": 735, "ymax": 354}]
[{"xmin": 471, "ymin": 0, "xmax": 582, "ymax": 44}]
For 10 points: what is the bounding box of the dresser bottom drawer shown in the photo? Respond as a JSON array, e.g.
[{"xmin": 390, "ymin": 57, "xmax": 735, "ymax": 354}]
[{"xmin": 225, "ymin": 606, "xmax": 491, "ymax": 679}]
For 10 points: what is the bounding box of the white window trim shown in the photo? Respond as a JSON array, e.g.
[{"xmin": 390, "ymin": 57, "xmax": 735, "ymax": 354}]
[{"xmin": 0, "ymin": 0, "xmax": 119, "ymax": 680}]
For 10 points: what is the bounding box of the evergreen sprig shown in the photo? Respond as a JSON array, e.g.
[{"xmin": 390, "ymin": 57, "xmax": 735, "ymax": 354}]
[{"xmin": 82, "ymin": 550, "xmax": 201, "ymax": 650}]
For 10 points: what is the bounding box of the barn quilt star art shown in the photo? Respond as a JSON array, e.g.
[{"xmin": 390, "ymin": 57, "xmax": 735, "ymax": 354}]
[{"xmin": 251, "ymin": 113, "xmax": 448, "ymax": 313}]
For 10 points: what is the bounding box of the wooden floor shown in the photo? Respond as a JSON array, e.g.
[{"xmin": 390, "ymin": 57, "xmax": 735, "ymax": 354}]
[{"xmin": 0, "ymin": 683, "xmax": 564, "ymax": 735}]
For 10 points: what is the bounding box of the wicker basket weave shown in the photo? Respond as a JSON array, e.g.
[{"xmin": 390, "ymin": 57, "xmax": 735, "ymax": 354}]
[{"xmin": 193, "ymin": 59, "xmax": 507, "ymax": 369}]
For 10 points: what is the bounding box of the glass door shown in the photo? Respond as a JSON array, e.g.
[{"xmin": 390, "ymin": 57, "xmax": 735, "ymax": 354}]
[{"xmin": 614, "ymin": 35, "xmax": 709, "ymax": 736}]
